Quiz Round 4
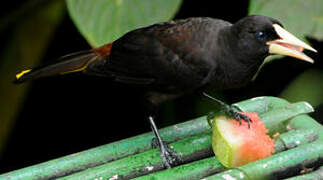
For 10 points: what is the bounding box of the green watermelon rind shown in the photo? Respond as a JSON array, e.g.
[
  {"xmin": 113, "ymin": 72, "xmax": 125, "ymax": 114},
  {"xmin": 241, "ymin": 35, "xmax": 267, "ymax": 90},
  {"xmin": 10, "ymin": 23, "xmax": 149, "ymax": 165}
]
[{"xmin": 212, "ymin": 115, "xmax": 234, "ymax": 168}]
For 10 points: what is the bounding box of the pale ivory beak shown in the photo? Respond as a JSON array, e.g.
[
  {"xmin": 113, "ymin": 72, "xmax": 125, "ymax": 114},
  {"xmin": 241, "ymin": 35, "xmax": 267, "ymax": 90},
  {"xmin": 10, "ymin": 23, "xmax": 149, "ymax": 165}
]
[{"xmin": 266, "ymin": 24, "xmax": 317, "ymax": 63}]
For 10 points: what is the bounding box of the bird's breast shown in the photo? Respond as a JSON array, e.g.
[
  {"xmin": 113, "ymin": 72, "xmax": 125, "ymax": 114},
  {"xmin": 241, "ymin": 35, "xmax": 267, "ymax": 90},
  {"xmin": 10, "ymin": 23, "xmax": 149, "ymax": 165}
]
[{"xmin": 209, "ymin": 61, "xmax": 258, "ymax": 90}]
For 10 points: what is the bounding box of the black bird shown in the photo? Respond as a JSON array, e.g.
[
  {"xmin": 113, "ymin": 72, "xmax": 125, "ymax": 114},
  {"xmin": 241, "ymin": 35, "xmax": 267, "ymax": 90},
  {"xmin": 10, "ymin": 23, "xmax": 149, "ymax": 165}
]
[{"xmin": 15, "ymin": 15, "xmax": 316, "ymax": 168}]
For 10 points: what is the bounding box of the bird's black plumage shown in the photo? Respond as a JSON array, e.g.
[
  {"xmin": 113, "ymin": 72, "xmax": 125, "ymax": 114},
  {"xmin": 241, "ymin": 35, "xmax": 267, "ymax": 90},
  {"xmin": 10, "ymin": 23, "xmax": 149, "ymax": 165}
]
[
  {"xmin": 85, "ymin": 15, "xmax": 282, "ymax": 105},
  {"xmin": 16, "ymin": 16, "xmax": 283, "ymax": 95}
]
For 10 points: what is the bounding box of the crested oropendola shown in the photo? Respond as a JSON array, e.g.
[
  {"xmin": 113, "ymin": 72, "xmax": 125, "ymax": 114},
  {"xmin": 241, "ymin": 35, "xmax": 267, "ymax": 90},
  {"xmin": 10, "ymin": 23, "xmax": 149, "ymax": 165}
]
[{"xmin": 15, "ymin": 15, "xmax": 317, "ymax": 168}]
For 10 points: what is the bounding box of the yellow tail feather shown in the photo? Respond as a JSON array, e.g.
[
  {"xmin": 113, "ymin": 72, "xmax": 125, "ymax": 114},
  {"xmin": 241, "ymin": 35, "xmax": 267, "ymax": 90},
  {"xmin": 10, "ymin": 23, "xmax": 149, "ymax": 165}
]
[{"xmin": 16, "ymin": 69, "xmax": 32, "ymax": 80}]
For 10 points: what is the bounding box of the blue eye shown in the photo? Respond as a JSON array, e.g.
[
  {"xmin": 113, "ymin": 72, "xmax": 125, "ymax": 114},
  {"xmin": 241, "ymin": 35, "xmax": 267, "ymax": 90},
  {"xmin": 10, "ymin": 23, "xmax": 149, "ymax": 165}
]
[{"xmin": 256, "ymin": 31, "xmax": 266, "ymax": 41}]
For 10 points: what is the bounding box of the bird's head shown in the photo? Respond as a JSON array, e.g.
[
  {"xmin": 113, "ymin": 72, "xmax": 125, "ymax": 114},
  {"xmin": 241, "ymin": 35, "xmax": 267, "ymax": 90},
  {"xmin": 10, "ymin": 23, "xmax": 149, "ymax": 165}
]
[{"xmin": 231, "ymin": 15, "xmax": 316, "ymax": 64}]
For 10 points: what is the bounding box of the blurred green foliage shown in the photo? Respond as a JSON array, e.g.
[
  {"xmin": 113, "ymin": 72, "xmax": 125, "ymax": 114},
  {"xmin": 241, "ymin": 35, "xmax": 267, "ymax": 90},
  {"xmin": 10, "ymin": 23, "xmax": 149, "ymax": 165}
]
[
  {"xmin": 66, "ymin": 0, "xmax": 182, "ymax": 47},
  {"xmin": 0, "ymin": 1, "xmax": 65, "ymax": 156},
  {"xmin": 0, "ymin": 0, "xmax": 182, "ymax": 156},
  {"xmin": 249, "ymin": 0, "xmax": 323, "ymax": 41},
  {"xmin": 280, "ymin": 69, "xmax": 323, "ymax": 107},
  {"xmin": 1, "ymin": 0, "xmax": 322, "ymax": 160},
  {"xmin": 249, "ymin": 0, "xmax": 323, "ymax": 107}
]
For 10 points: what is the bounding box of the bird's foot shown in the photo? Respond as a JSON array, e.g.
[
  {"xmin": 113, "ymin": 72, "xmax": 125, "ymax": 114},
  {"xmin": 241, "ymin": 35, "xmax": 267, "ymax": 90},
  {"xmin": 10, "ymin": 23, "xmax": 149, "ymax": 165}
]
[
  {"xmin": 148, "ymin": 116, "xmax": 182, "ymax": 168},
  {"xmin": 224, "ymin": 104, "xmax": 252, "ymax": 128},
  {"xmin": 151, "ymin": 138, "xmax": 181, "ymax": 168},
  {"xmin": 203, "ymin": 92, "xmax": 251, "ymax": 128}
]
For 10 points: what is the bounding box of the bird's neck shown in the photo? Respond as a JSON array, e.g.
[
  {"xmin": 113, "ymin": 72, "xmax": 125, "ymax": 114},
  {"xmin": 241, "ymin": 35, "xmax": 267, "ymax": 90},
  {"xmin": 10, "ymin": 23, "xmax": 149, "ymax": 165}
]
[{"xmin": 211, "ymin": 28, "xmax": 264, "ymax": 89}]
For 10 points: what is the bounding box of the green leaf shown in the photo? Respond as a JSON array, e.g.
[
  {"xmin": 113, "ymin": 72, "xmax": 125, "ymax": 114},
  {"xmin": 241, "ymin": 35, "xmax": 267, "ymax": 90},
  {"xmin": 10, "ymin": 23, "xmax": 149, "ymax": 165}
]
[
  {"xmin": 279, "ymin": 69, "xmax": 323, "ymax": 107},
  {"xmin": 66, "ymin": 0, "xmax": 182, "ymax": 47},
  {"xmin": 249, "ymin": 0, "xmax": 323, "ymax": 41}
]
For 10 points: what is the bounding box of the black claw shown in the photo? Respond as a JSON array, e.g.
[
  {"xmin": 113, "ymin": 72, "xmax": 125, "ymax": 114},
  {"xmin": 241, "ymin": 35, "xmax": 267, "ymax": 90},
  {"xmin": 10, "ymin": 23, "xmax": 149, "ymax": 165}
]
[
  {"xmin": 161, "ymin": 144, "xmax": 180, "ymax": 168},
  {"xmin": 224, "ymin": 105, "xmax": 252, "ymax": 128},
  {"xmin": 238, "ymin": 117, "xmax": 242, "ymax": 126},
  {"xmin": 233, "ymin": 112, "xmax": 251, "ymax": 128},
  {"xmin": 151, "ymin": 137, "xmax": 159, "ymax": 149},
  {"xmin": 202, "ymin": 92, "xmax": 252, "ymax": 128},
  {"xmin": 151, "ymin": 139, "xmax": 181, "ymax": 168},
  {"xmin": 149, "ymin": 116, "xmax": 181, "ymax": 168}
]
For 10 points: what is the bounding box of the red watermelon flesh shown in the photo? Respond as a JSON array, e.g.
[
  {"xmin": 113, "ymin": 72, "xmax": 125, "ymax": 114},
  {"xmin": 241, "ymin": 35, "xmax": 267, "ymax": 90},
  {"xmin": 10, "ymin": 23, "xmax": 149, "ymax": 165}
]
[{"xmin": 212, "ymin": 112, "xmax": 275, "ymax": 167}]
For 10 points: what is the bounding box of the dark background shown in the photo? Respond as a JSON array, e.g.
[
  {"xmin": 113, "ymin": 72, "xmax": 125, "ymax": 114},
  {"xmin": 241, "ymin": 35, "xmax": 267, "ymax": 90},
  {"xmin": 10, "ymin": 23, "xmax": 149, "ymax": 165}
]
[{"xmin": 1, "ymin": 0, "xmax": 322, "ymax": 173}]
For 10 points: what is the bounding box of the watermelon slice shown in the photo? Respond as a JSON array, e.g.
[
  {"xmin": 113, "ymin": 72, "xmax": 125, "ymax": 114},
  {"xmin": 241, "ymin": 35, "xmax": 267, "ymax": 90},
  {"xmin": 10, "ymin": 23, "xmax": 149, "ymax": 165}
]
[{"xmin": 212, "ymin": 112, "xmax": 275, "ymax": 168}]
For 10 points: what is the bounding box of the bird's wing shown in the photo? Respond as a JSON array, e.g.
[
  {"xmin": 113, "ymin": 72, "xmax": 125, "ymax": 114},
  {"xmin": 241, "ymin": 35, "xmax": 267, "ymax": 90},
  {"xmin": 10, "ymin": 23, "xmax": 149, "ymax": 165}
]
[{"xmin": 94, "ymin": 18, "xmax": 226, "ymax": 89}]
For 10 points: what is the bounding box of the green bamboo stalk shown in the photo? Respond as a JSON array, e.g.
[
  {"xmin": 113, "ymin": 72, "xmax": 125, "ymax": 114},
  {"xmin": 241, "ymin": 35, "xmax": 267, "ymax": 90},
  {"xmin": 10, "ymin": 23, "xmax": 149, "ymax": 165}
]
[
  {"xmin": 133, "ymin": 128, "xmax": 318, "ymax": 180},
  {"xmin": 287, "ymin": 114, "xmax": 322, "ymax": 130},
  {"xmin": 135, "ymin": 102, "xmax": 317, "ymax": 180},
  {"xmin": 0, "ymin": 97, "xmax": 316, "ymax": 180},
  {"xmin": 273, "ymin": 128, "xmax": 319, "ymax": 153},
  {"xmin": 204, "ymin": 139, "xmax": 323, "ymax": 180},
  {"xmin": 134, "ymin": 157, "xmax": 225, "ymax": 180},
  {"xmin": 233, "ymin": 96, "xmax": 289, "ymax": 113},
  {"xmin": 0, "ymin": 115, "xmax": 210, "ymax": 180},
  {"xmin": 202, "ymin": 114, "xmax": 323, "ymax": 180},
  {"xmin": 58, "ymin": 101, "xmax": 313, "ymax": 180},
  {"xmin": 259, "ymin": 102, "xmax": 314, "ymax": 135},
  {"xmin": 284, "ymin": 166, "xmax": 323, "ymax": 180},
  {"xmin": 0, "ymin": 96, "xmax": 283, "ymax": 179},
  {"xmin": 57, "ymin": 134, "xmax": 213, "ymax": 180}
]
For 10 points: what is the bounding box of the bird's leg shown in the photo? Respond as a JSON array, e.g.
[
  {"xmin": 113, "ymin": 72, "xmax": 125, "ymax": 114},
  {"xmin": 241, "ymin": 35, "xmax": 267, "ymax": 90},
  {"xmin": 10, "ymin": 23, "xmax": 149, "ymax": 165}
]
[
  {"xmin": 148, "ymin": 116, "xmax": 181, "ymax": 168},
  {"xmin": 143, "ymin": 92, "xmax": 182, "ymax": 168},
  {"xmin": 202, "ymin": 92, "xmax": 251, "ymax": 128}
]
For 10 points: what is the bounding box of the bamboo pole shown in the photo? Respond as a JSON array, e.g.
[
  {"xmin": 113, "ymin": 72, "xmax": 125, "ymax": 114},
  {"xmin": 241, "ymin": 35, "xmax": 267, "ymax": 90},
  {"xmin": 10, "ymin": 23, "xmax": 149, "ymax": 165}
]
[
  {"xmin": 0, "ymin": 97, "xmax": 317, "ymax": 180},
  {"xmin": 58, "ymin": 101, "xmax": 313, "ymax": 180}
]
